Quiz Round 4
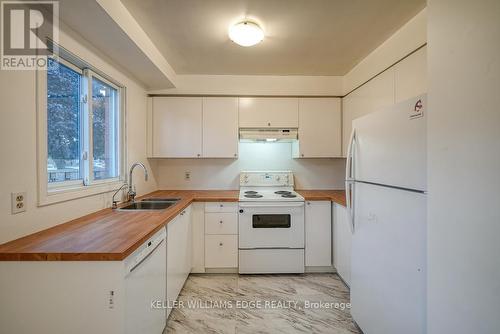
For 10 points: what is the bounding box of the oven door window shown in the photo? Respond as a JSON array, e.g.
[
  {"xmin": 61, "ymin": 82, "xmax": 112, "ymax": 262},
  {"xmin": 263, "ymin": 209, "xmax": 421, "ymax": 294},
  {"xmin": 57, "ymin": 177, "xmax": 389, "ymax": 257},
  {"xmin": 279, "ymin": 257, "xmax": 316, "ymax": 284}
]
[{"xmin": 252, "ymin": 214, "xmax": 291, "ymax": 228}]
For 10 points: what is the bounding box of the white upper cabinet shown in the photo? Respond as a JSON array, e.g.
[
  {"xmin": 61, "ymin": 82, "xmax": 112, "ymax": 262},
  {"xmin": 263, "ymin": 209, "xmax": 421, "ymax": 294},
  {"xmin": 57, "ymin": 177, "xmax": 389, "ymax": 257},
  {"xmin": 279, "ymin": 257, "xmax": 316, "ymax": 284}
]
[
  {"xmin": 239, "ymin": 97, "xmax": 299, "ymax": 128},
  {"xmin": 202, "ymin": 97, "xmax": 239, "ymax": 158},
  {"xmin": 394, "ymin": 46, "xmax": 427, "ymax": 103},
  {"xmin": 294, "ymin": 98, "xmax": 341, "ymax": 158},
  {"xmin": 342, "ymin": 47, "xmax": 427, "ymax": 156},
  {"xmin": 342, "ymin": 69, "xmax": 395, "ymax": 156},
  {"xmin": 152, "ymin": 97, "xmax": 202, "ymax": 158}
]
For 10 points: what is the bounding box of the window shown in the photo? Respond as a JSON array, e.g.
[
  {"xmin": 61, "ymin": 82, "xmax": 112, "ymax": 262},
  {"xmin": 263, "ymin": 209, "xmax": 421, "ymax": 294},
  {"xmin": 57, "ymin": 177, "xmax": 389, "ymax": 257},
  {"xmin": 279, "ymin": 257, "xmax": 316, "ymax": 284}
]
[
  {"xmin": 47, "ymin": 57, "xmax": 83, "ymax": 183},
  {"xmin": 39, "ymin": 53, "xmax": 124, "ymax": 204},
  {"xmin": 91, "ymin": 76, "xmax": 119, "ymax": 180}
]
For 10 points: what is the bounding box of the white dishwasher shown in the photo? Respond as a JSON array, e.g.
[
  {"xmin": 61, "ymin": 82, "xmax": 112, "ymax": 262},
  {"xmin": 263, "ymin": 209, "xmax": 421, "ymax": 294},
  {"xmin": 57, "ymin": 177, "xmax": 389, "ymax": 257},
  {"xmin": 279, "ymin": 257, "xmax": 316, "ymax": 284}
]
[{"xmin": 124, "ymin": 227, "xmax": 166, "ymax": 334}]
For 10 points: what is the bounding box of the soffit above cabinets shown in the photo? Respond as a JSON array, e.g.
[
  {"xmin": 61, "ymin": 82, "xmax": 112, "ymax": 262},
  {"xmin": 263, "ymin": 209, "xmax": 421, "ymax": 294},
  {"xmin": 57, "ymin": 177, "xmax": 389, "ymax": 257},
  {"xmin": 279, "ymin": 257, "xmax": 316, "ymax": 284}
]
[
  {"xmin": 56, "ymin": 0, "xmax": 176, "ymax": 90},
  {"xmin": 121, "ymin": 0, "xmax": 425, "ymax": 75}
]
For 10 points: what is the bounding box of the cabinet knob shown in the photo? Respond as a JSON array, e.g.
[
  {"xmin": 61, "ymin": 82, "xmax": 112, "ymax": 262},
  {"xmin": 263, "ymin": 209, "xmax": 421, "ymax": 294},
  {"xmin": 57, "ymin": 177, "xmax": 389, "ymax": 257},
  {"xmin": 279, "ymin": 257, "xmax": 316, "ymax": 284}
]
[
  {"xmin": 268, "ymin": 122, "xmax": 271, "ymax": 126},
  {"xmin": 234, "ymin": 153, "xmax": 237, "ymax": 157},
  {"xmin": 197, "ymin": 153, "xmax": 201, "ymax": 157},
  {"xmin": 301, "ymin": 153, "xmax": 304, "ymax": 157},
  {"xmin": 219, "ymin": 220, "xmax": 223, "ymax": 224},
  {"xmin": 307, "ymin": 202, "xmax": 310, "ymax": 205},
  {"xmin": 219, "ymin": 242, "xmax": 223, "ymax": 246},
  {"xmin": 220, "ymin": 204, "xmax": 223, "ymax": 207}
]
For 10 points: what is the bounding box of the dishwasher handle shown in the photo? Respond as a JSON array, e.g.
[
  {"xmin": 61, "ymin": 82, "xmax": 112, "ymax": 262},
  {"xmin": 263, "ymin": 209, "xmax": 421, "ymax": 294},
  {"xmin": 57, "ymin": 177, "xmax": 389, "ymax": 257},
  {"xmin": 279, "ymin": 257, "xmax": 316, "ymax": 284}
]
[{"xmin": 127, "ymin": 238, "xmax": 165, "ymax": 274}]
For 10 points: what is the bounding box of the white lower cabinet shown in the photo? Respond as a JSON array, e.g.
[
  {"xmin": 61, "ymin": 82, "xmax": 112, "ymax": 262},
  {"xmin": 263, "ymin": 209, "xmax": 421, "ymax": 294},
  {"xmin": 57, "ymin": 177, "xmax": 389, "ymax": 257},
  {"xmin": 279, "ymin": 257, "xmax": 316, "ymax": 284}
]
[
  {"xmin": 204, "ymin": 202, "xmax": 238, "ymax": 269},
  {"xmin": 305, "ymin": 201, "xmax": 332, "ymax": 267},
  {"xmin": 166, "ymin": 205, "xmax": 192, "ymax": 318},
  {"xmin": 205, "ymin": 235, "xmax": 238, "ymax": 268},
  {"xmin": 191, "ymin": 203, "xmax": 206, "ymax": 273},
  {"xmin": 333, "ymin": 203, "xmax": 352, "ymax": 286},
  {"xmin": 205, "ymin": 212, "xmax": 238, "ymax": 235}
]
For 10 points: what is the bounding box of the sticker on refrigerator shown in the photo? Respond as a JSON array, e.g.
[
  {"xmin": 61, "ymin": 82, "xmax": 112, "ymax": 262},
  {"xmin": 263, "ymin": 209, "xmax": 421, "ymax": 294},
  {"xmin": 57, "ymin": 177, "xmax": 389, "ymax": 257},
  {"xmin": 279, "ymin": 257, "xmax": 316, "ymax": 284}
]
[{"xmin": 410, "ymin": 99, "xmax": 424, "ymax": 119}]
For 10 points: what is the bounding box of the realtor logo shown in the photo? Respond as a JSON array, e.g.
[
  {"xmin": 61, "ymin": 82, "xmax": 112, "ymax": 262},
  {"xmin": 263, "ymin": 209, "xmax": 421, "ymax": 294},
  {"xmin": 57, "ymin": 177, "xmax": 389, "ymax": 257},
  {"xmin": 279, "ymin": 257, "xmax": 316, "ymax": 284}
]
[{"xmin": 1, "ymin": 1, "xmax": 59, "ymax": 69}]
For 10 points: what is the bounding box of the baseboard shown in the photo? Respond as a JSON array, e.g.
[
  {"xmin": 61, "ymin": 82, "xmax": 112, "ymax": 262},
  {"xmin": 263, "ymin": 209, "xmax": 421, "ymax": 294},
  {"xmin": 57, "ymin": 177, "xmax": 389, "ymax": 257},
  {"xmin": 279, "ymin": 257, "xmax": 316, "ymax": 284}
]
[
  {"xmin": 305, "ymin": 266, "xmax": 336, "ymax": 273},
  {"xmin": 192, "ymin": 267, "xmax": 338, "ymax": 274},
  {"xmin": 204, "ymin": 267, "xmax": 239, "ymax": 274}
]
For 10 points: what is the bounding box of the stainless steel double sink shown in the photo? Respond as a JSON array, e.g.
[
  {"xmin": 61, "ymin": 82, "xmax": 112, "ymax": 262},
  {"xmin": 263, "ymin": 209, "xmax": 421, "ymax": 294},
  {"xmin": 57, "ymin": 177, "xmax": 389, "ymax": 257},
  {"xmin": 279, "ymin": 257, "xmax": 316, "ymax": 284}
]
[{"xmin": 116, "ymin": 198, "xmax": 180, "ymax": 211}]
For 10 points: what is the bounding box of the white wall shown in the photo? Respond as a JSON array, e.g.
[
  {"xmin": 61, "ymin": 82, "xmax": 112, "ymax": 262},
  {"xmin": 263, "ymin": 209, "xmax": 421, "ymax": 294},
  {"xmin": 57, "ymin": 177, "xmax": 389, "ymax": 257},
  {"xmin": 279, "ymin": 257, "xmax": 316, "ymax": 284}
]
[
  {"xmin": 155, "ymin": 143, "xmax": 345, "ymax": 190},
  {"xmin": 0, "ymin": 24, "xmax": 157, "ymax": 244},
  {"xmin": 427, "ymin": 0, "xmax": 500, "ymax": 333}
]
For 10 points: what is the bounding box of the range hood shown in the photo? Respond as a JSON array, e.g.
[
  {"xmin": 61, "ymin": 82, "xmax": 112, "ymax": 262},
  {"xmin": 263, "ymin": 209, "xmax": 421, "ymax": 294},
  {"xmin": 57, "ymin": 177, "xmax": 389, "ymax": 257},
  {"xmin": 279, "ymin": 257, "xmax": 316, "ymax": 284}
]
[{"xmin": 239, "ymin": 128, "xmax": 298, "ymax": 142}]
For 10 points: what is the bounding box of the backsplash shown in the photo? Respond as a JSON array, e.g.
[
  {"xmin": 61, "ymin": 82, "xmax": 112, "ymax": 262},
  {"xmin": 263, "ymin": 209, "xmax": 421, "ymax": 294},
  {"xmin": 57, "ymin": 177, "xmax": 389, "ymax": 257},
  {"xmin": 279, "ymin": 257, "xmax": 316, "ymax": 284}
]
[{"xmin": 153, "ymin": 142, "xmax": 346, "ymax": 190}]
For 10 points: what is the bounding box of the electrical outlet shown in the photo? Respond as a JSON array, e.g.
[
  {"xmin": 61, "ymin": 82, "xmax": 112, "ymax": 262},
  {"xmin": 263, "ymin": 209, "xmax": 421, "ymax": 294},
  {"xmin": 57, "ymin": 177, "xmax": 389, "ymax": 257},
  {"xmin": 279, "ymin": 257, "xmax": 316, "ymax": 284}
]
[
  {"xmin": 11, "ymin": 192, "xmax": 26, "ymax": 214},
  {"xmin": 185, "ymin": 171, "xmax": 191, "ymax": 181},
  {"xmin": 108, "ymin": 290, "xmax": 115, "ymax": 309}
]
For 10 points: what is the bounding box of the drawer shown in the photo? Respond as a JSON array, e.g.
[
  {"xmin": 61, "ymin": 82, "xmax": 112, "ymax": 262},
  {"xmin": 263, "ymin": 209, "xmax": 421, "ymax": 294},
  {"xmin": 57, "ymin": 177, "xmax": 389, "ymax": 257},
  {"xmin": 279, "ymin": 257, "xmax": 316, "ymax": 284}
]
[
  {"xmin": 205, "ymin": 212, "xmax": 238, "ymax": 235},
  {"xmin": 205, "ymin": 202, "xmax": 238, "ymax": 213},
  {"xmin": 205, "ymin": 235, "xmax": 238, "ymax": 268}
]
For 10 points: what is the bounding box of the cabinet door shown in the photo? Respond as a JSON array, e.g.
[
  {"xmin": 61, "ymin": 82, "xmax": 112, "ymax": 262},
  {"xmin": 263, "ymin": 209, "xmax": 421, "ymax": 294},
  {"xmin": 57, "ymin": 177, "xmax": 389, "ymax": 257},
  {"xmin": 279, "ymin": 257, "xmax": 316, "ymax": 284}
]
[
  {"xmin": 181, "ymin": 205, "xmax": 193, "ymax": 275},
  {"xmin": 202, "ymin": 97, "xmax": 238, "ymax": 158},
  {"xmin": 152, "ymin": 97, "xmax": 202, "ymax": 157},
  {"xmin": 342, "ymin": 69, "xmax": 394, "ymax": 156},
  {"xmin": 297, "ymin": 98, "xmax": 341, "ymax": 157},
  {"xmin": 166, "ymin": 216, "xmax": 182, "ymax": 316},
  {"xmin": 239, "ymin": 97, "xmax": 298, "ymax": 128},
  {"xmin": 205, "ymin": 235, "xmax": 238, "ymax": 268},
  {"xmin": 166, "ymin": 207, "xmax": 191, "ymax": 317},
  {"xmin": 333, "ymin": 203, "xmax": 352, "ymax": 286},
  {"xmin": 191, "ymin": 203, "xmax": 205, "ymax": 273},
  {"xmin": 205, "ymin": 212, "xmax": 238, "ymax": 235},
  {"xmin": 394, "ymin": 46, "xmax": 427, "ymax": 103},
  {"xmin": 305, "ymin": 201, "xmax": 332, "ymax": 267}
]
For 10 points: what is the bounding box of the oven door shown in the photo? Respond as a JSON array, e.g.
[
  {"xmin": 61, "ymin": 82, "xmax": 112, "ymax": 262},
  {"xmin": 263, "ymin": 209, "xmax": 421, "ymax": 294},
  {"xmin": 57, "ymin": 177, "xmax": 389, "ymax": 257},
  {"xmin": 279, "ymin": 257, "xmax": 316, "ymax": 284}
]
[{"xmin": 238, "ymin": 202, "xmax": 305, "ymax": 249}]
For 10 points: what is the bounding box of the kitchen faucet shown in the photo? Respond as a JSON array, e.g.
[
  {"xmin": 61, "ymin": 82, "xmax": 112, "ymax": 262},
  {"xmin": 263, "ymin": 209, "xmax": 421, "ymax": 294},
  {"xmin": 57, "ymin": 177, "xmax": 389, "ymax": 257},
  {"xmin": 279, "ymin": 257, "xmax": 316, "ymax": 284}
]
[
  {"xmin": 111, "ymin": 162, "xmax": 148, "ymax": 209},
  {"xmin": 128, "ymin": 162, "xmax": 148, "ymax": 202}
]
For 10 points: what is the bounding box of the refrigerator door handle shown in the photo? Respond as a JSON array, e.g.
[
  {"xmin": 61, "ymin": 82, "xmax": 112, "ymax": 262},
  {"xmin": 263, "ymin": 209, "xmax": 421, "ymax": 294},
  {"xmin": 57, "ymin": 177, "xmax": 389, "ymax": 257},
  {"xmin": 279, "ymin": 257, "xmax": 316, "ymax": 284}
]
[
  {"xmin": 345, "ymin": 181, "xmax": 355, "ymax": 233},
  {"xmin": 345, "ymin": 129, "xmax": 356, "ymax": 181},
  {"xmin": 345, "ymin": 129, "xmax": 356, "ymax": 233}
]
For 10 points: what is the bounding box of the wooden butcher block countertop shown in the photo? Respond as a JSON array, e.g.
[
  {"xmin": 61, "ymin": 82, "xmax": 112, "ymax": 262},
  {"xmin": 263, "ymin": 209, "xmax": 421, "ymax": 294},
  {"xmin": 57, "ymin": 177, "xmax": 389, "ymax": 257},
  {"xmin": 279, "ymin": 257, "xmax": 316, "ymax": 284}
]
[
  {"xmin": 297, "ymin": 190, "xmax": 346, "ymax": 207},
  {"xmin": 0, "ymin": 190, "xmax": 238, "ymax": 261},
  {"xmin": 0, "ymin": 189, "xmax": 345, "ymax": 261}
]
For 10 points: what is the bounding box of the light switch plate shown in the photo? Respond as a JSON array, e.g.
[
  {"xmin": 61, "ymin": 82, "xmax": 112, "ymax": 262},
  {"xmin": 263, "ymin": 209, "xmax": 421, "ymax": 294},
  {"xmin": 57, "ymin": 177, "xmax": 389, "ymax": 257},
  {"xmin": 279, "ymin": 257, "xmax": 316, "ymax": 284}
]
[{"xmin": 11, "ymin": 192, "xmax": 26, "ymax": 214}]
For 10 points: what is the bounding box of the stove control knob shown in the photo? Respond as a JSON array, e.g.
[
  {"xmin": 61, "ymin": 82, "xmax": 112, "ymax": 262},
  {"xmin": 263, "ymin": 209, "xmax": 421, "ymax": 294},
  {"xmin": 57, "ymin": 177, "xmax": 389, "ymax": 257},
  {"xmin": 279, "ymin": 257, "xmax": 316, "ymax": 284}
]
[{"xmin": 239, "ymin": 209, "xmax": 244, "ymax": 214}]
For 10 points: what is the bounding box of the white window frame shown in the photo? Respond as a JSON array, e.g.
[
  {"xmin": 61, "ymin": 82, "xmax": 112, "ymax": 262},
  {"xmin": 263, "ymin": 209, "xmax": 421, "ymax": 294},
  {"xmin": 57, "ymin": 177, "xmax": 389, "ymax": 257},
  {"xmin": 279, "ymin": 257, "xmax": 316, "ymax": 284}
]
[
  {"xmin": 84, "ymin": 69, "xmax": 123, "ymax": 187},
  {"xmin": 37, "ymin": 54, "xmax": 126, "ymax": 206}
]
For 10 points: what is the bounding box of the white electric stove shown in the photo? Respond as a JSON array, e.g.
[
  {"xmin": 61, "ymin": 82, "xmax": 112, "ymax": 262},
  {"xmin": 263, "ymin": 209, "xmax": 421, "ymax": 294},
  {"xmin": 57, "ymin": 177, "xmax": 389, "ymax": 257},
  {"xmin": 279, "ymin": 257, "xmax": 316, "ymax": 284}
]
[{"xmin": 238, "ymin": 171, "xmax": 305, "ymax": 274}]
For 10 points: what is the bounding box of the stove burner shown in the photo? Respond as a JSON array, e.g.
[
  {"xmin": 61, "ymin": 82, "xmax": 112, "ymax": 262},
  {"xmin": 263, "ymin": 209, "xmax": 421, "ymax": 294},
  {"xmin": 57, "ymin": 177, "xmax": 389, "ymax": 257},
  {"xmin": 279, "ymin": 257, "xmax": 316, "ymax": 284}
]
[
  {"xmin": 274, "ymin": 191, "xmax": 292, "ymax": 195},
  {"xmin": 244, "ymin": 191, "xmax": 258, "ymax": 195},
  {"xmin": 281, "ymin": 194, "xmax": 297, "ymax": 198},
  {"xmin": 245, "ymin": 194, "xmax": 263, "ymax": 198}
]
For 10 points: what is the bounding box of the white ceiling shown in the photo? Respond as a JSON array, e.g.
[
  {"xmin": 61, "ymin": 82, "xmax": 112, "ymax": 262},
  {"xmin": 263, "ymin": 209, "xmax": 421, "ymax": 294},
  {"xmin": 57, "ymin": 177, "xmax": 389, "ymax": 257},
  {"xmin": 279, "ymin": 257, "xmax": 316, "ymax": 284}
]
[{"xmin": 121, "ymin": 0, "xmax": 425, "ymax": 76}]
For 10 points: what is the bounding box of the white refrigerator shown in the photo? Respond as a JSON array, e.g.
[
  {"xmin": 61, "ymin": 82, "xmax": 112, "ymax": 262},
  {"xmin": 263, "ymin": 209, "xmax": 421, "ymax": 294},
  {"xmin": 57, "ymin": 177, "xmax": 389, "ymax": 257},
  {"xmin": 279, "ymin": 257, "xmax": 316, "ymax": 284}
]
[{"xmin": 345, "ymin": 94, "xmax": 427, "ymax": 334}]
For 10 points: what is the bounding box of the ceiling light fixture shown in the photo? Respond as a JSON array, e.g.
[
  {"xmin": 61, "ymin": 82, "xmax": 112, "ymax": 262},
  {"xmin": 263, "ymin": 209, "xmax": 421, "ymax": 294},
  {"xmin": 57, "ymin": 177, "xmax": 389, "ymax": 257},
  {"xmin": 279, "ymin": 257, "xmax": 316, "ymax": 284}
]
[{"xmin": 228, "ymin": 21, "xmax": 264, "ymax": 47}]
